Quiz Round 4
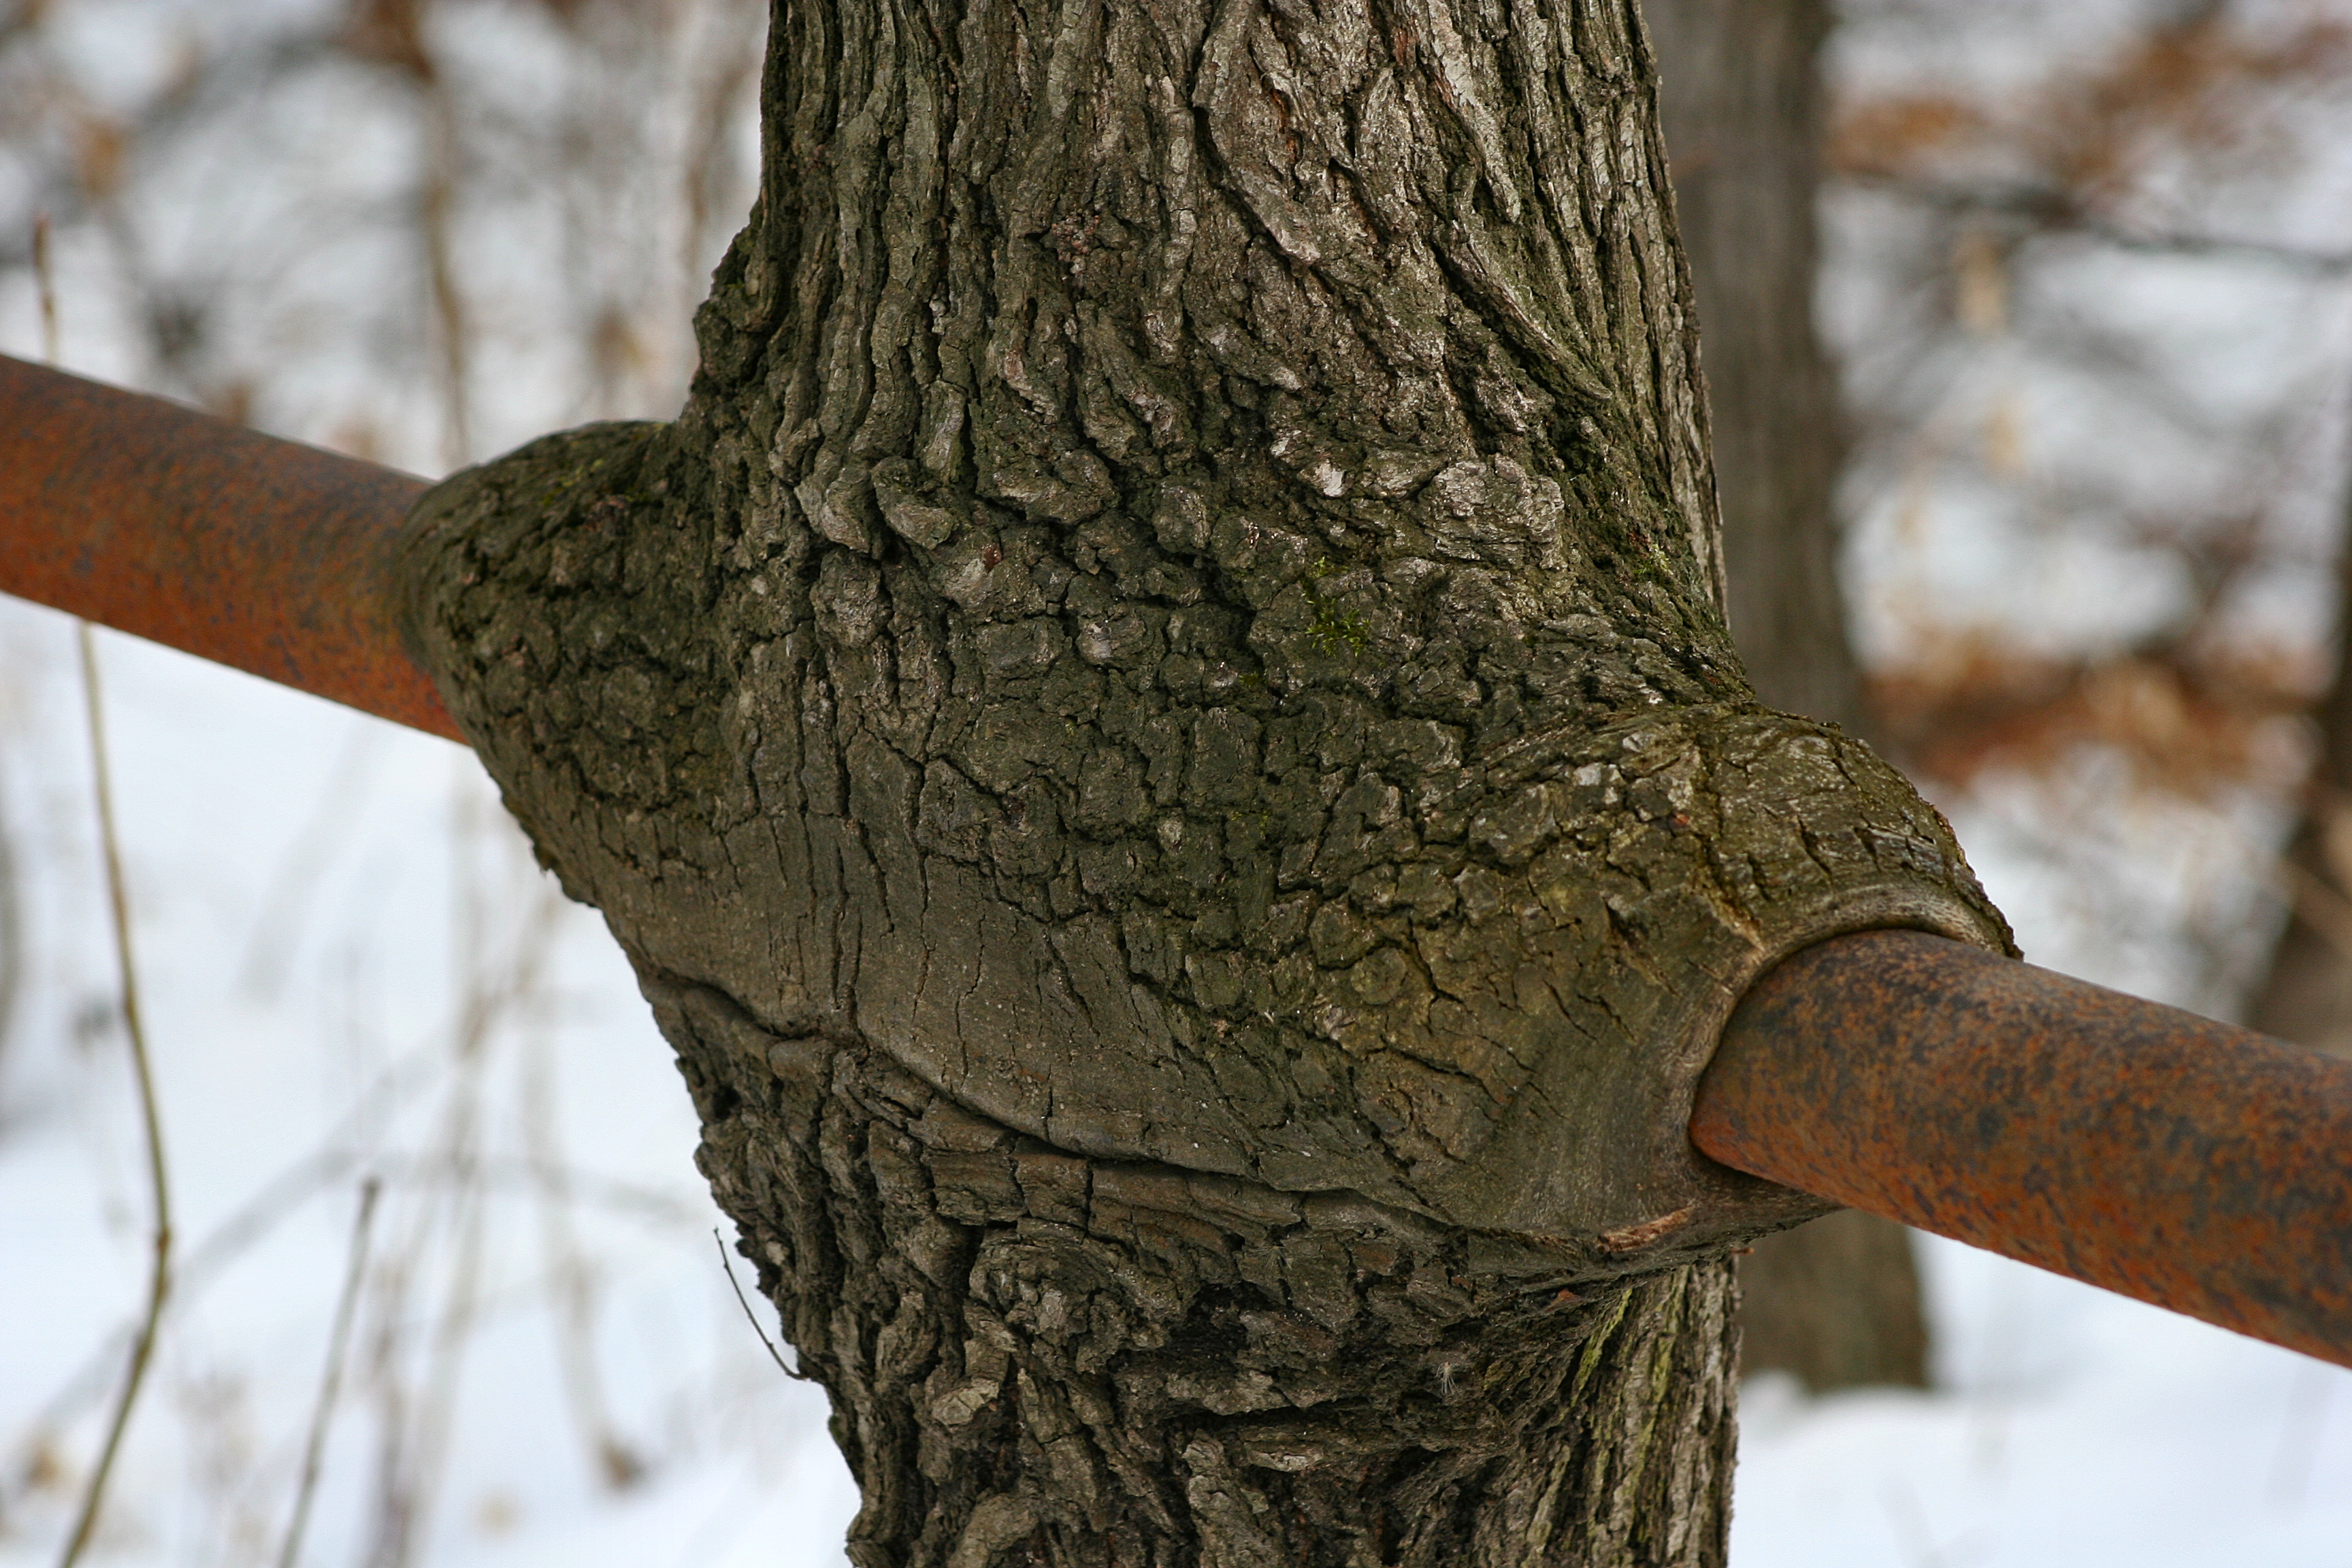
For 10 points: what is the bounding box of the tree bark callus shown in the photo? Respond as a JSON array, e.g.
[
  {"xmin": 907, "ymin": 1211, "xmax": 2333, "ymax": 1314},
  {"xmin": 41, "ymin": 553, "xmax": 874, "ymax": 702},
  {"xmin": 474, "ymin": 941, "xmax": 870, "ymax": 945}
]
[{"xmin": 398, "ymin": 0, "xmax": 2009, "ymax": 1558}]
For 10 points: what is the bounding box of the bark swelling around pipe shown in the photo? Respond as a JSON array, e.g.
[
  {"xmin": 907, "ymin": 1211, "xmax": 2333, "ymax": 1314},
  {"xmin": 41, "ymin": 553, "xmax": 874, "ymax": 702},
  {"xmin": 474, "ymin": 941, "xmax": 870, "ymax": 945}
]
[{"xmin": 398, "ymin": 0, "xmax": 2010, "ymax": 1561}]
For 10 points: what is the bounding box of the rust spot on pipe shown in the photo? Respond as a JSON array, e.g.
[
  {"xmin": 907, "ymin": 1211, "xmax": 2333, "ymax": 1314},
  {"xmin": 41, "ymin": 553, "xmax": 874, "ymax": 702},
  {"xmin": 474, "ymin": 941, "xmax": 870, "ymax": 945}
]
[
  {"xmin": 0, "ymin": 353, "xmax": 458, "ymax": 740},
  {"xmin": 1694, "ymin": 930, "xmax": 2352, "ymax": 1369}
]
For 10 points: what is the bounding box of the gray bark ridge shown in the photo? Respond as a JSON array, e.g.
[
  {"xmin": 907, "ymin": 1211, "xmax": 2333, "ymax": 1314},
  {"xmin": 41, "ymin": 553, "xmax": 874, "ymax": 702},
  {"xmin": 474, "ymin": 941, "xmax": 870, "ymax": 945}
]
[{"xmin": 399, "ymin": 0, "xmax": 2006, "ymax": 1274}]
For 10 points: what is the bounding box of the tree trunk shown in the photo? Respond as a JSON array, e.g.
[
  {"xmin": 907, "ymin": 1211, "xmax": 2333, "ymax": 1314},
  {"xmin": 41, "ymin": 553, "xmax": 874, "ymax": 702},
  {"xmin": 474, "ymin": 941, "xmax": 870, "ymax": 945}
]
[
  {"xmin": 2249, "ymin": 510, "xmax": 2352, "ymax": 1058},
  {"xmin": 1646, "ymin": 0, "xmax": 1929, "ymax": 1393},
  {"xmin": 394, "ymin": 0, "xmax": 2010, "ymax": 1559}
]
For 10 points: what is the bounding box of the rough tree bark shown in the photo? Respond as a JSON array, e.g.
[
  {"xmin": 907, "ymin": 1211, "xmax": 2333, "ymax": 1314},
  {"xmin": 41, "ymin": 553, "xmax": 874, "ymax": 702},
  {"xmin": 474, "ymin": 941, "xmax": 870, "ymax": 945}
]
[
  {"xmin": 395, "ymin": 0, "xmax": 2008, "ymax": 1561},
  {"xmin": 1646, "ymin": 0, "xmax": 1931, "ymax": 1392}
]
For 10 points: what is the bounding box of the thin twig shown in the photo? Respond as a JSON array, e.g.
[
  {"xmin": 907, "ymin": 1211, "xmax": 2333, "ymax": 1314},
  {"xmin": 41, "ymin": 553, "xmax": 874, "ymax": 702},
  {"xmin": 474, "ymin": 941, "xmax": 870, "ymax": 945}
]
[
  {"xmin": 1846, "ymin": 174, "xmax": 2352, "ymax": 276},
  {"xmin": 276, "ymin": 1177, "xmax": 382, "ymax": 1568},
  {"xmin": 0, "ymin": 743, "xmax": 22, "ymax": 1077},
  {"xmin": 33, "ymin": 212, "xmax": 57, "ymax": 363},
  {"xmin": 523, "ymin": 1019, "xmax": 645, "ymax": 1488},
  {"xmin": 363, "ymin": 799, "xmax": 560, "ymax": 1568},
  {"xmin": 0, "ymin": 1037, "xmax": 457, "ymax": 1509},
  {"xmin": 713, "ymin": 1229, "xmax": 799, "ymax": 1378},
  {"xmin": 240, "ymin": 723, "xmax": 382, "ymax": 999},
  {"xmin": 2267, "ymin": 1361, "xmax": 2335, "ymax": 1509},
  {"xmin": 363, "ymin": 1097, "xmax": 487, "ymax": 1568},
  {"xmin": 0, "ymin": 214, "xmax": 32, "ymax": 1077},
  {"xmin": 56, "ymin": 625, "xmax": 176, "ymax": 1568},
  {"xmin": 419, "ymin": 78, "xmax": 472, "ymax": 467}
]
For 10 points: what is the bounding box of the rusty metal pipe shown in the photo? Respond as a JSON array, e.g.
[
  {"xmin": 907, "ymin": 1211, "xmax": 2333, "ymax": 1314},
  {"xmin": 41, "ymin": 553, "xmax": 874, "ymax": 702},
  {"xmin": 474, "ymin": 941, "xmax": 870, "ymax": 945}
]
[
  {"xmin": 9, "ymin": 360, "xmax": 2350, "ymax": 1367},
  {"xmin": 0, "ymin": 354, "xmax": 457, "ymax": 740},
  {"xmin": 1694, "ymin": 928, "xmax": 2352, "ymax": 1369}
]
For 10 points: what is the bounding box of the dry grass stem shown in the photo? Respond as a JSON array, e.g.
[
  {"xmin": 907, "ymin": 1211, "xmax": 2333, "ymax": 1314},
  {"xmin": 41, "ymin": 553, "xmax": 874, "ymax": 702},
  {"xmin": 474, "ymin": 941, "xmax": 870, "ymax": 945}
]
[
  {"xmin": 55, "ymin": 625, "xmax": 176, "ymax": 1568},
  {"xmin": 361, "ymin": 801, "xmax": 562, "ymax": 1568},
  {"xmin": 0, "ymin": 757, "xmax": 22, "ymax": 1078},
  {"xmin": 422, "ymin": 88, "xmax": 473, "ymax": 469},
  {"xmin": 275, "ymin": 1176, "xmax": 382, "ymax": 1568},
  {"xmin": 523, "ymin": 1022, "xmax": 645, "ymax": 1489},
  {"xmin": 0, "ymin": 1045, "xmax": 451, "ymax": 1510},
  {"xmin": 240, "ymin": 725, "xmax": 382, "ymax": 1000}
]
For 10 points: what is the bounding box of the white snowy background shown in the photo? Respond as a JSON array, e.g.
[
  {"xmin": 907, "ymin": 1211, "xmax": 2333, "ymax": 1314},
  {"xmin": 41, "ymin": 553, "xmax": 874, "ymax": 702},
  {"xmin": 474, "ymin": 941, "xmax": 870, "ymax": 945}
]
[{"xmin": 1, "ymin": 1, "xmax": 2349, "ymax": 1565}]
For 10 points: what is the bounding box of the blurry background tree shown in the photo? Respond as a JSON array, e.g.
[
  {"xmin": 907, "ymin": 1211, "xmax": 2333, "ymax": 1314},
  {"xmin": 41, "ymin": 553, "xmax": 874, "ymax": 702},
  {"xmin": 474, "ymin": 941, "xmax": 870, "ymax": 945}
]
[{"xmin": 1650, "ymin": 0, "xmax": 1933, "ymax": 1396}]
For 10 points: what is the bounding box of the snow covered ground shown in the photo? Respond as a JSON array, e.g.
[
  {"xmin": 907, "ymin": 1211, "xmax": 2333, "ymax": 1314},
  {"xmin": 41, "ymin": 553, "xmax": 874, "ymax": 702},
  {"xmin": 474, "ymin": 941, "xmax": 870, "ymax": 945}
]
[
  {"xmin": 0, "ymin": 604, "xmax": 2345, "ymax": 1568},
  {"xmin": 1736, "ymin": 1242, "xmax": 2352, "ymax": 1567}
]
